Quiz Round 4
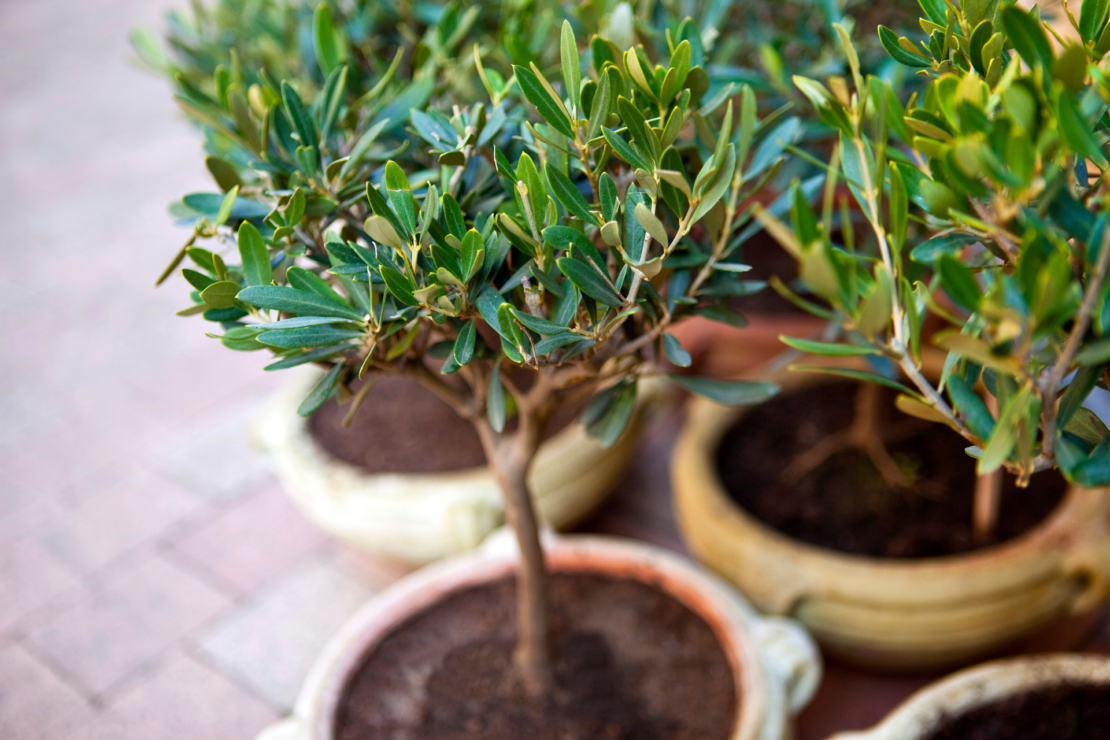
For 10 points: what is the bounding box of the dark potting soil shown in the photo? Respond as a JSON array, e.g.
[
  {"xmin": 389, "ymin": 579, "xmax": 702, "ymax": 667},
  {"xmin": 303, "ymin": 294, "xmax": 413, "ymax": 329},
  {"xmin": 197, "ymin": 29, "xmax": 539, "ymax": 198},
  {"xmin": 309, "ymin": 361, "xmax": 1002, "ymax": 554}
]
[
  {"xmin": 920, "ymin": 682, "xmax": 1110, "ymax": 740},
  {"xmin": 335, "ymin": 573, "xmax": 737, "ymax": 740},
  {"xmin": 310, "ymin": 374, "xmax": 488, "ymax": 474},
  {"xmin": 715, "ymin": 381, "xmax": 1069, "ymax": 558}
]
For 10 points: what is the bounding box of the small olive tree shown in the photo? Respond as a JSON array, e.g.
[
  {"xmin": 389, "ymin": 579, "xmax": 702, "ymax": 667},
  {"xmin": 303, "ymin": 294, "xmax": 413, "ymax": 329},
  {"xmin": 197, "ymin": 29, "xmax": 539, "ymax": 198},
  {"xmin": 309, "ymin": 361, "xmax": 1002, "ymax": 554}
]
[
  {"xmin": 759, "ymin": 0, "xmax": 1110, "ymax": 536},
  {"xmin": 153, "ymin": 4, "xmax": 794, "ymax": 692}
]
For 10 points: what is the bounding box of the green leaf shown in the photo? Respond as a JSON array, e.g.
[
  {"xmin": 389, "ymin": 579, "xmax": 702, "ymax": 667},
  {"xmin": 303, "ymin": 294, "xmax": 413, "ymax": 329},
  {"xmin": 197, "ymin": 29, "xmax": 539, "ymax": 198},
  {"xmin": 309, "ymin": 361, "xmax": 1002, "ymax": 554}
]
[
  {"xmin": 1001, "ymin": 6, "xmax": 1054, "ymax": 71},
  {"xmin": 510, "ymin": 307, "xmax": 570, "ymax": 335},
  {"xmin": 561, "ymin": 20, "xmax": 581, "ymax": 114},
  {"xmin": 534, "ymin": 332, "xmax": 583, "ymax": 354},
  {"xmin": 287, "ymin": 266, "xmax": 348, "ymax": 307},
  {"xmin": 667, "ymin": 376, "xmax": 779, "ymax": 405},
  {"xmin": 1080, "ymin": 0, "xmax": 1110, "ymax": 45},
  {"xmin": 297, "ymin": 362, "xmax": 343, "ymax": 416},
  {"xmin": 910, "ymin": 234, "xmax": 978, "ymax": 264},
  {"xmin": 1058, "ymin": 93, "xmax": 1108, "ymax": 167},
  {"xmin": 214, "ymin": 185, "xmax": 239, "ymax": 226},
  {"xmin": 378, "ymin": 264, "xmax": 419, "ymax": 306},
  {"xmin": 488, "ymin": 363, "xmax": 507, "ymax": 432},
  {"xmin": 557, "ymin": 257, "xmax": 622, "ymax": 306},
  {"xmin": 339, "ymin": 119, "xmax": 389, "ymax": 181},
  {"xmin": 599, "ymin": 174, "xmax": 619, "ymax": 223},
  {"xmin": 635, "ymin": 204, "xmax": 668, "ymax": 248},
  {"xmin": 582, "ymin": 380, "xmax": 637, "ymax": 448},
  {"xmin": 256, "ymin": 325, "xmax": 363, "ymax": 348},
  {"xmin": 205, "ymin": 156, "xmax": 241, "ymax": 192},
  {"xmin": 313, "ymin": 2, "xmax": 342, "ymax": 75},
  {"xmin": 238, "ymin": 285, "xmax": 366, "ymax": 320},
  {"xmin": 587, "ymin": 63, "xmax": 612, "ymax": 142},
  {"xmin": 514, "ymin": 64, "xmax": 574, "ymax": 138},
  {"xmin": 787, "ymin": 365, "xmax": 916, "ymax": 394},
  {"xmin": 515, "ymin": 153, "xmax": 547, "ymax": 232},
  {"xmin": 282, "ymin": 81, "xmax": 318, "ymax": 155},
  {"xmin": 237, "ymin": 222, "xmax": 271, "ymax": 286},
  {"xmin": 200, "ymin": 280, "xmax": 241, "ymax": 309},
  {"xmin": 691, "ymin": 144, "xmax": 736, "ymax": 223},
  {"xmin": 878, "ymin": 26, "xmax": 932, "ymax": 68},
  {"xmin": 947, "ymin": 374, "xmax": 996, "ymax": 440},
  {"xmin": 454, "ymin": 319, "xmax": 477, "ymax": 366},
  {"xmin": 663, "ymin": 333, "xmax": 692, "ymax": 367},
  {"xmin": 603, "ymin": 127, "xmax": 651, "ymax": 171},
  {"xmin": 1060, "ymin": 364, "xmax": 1101, "ymax": 428},
  {"xmin": 263, "ymin": 344, "xmax": 348, "ymax": 371},
  {"xmin": 778, "ymin": 336, "xmax": 879, "ymax": 356},
  {"xmin": 545, "ymin": 162, "xmax": 598, "ymax": 224},
  {"xmin": 937, "ymin": 255, "xmax": 982, "ymax": 312}
]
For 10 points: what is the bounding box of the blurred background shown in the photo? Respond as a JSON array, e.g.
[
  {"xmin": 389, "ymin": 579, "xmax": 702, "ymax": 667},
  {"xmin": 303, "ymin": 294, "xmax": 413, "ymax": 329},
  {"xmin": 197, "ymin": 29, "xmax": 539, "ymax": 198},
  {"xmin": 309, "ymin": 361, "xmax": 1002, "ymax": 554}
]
[{"xmin": 1, "ymin": 1, "xmax": 1108, "ymax": 740}]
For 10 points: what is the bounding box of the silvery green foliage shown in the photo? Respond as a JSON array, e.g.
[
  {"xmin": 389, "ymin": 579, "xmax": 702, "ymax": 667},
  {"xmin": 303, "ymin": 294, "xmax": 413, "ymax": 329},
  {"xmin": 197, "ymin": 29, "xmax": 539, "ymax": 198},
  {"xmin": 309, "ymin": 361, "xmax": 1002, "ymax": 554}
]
[
  {"xmin": 762, "ymin": 0, "xmax": 1110, "ymax": 486},
  {"xmin": 151, "ymin": 1, "xmax": 797, "ymax": 442}
]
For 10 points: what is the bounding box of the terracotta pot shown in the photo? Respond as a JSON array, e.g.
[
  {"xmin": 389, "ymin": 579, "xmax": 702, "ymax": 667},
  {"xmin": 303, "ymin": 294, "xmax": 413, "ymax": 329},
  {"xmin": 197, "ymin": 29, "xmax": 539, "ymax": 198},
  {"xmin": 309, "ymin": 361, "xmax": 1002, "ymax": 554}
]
[
  {"xmin": 255, "ymin": 532, "xmax": 822, "ymax": 740},
  {"xmin": 672, "ymin": 356, "xmax": 1110, "ymax": 671},
  {"xmin": 829, "ymin": 653, "xmax": 1110, "ymax": 739},
  {"xmin": 254, "ymin": 368, "xmax": 669, "ymax": 564}
]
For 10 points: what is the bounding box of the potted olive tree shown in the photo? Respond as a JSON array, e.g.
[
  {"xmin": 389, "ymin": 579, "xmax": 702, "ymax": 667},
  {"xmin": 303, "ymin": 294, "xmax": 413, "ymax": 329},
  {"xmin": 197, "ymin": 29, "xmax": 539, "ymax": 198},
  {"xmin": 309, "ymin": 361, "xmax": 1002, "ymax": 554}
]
[
  {"xmin": 154, "ymin": 5, "xmax": 820, "ymax": 737},
  {"xmin": 674, "ymin": 0, "xmax": 1110, "ymax": 671},
  {"xmin": 141, "ymin": 0, "xmax": 665, "ymax": 563}
]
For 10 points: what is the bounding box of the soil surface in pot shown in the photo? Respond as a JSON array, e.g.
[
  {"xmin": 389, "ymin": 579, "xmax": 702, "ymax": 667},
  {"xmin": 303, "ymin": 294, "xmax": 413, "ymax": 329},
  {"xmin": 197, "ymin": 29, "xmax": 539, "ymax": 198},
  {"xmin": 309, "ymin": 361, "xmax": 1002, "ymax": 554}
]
[
  {"xmin": 920, "ymin": 682, "xmax": 1110, "ymax": 740},
  {"xmin": 715, "ymin": 381, "xmax": 1068, "ymax": 558},
  {"xmin": 336, "ymin": 572, "xmax": 736, "ymax": 740},
  {"xmin": 311, "ymin": 375, "xmax": 583, "ymax": 475}
]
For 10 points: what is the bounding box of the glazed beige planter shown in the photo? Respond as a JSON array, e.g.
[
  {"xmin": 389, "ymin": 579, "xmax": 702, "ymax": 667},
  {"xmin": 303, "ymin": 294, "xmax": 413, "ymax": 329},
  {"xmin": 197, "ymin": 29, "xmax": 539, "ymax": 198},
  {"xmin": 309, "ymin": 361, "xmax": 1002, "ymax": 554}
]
[
  {"xmin": 831, "ymin": 653, "xmax": 1110, "ymax": 739},
  {"xmin": 673, "ymin": 358, "xmax": 1110, "ymax": 671},
  {"xmin": 255, "ymin": 368, "xmax": 666, "ymax": 564},
  {"xmin": 256, "ymin": 531, "xmax": 822, "ymax": 740}
]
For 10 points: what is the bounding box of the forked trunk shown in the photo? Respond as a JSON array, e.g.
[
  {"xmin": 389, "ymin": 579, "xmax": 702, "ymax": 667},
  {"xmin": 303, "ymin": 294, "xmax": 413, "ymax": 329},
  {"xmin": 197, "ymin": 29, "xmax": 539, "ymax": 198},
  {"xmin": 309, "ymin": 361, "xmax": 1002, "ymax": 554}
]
[{"xmin": 476, "ymin": 418, "xmax": 552, "ymax": 697}]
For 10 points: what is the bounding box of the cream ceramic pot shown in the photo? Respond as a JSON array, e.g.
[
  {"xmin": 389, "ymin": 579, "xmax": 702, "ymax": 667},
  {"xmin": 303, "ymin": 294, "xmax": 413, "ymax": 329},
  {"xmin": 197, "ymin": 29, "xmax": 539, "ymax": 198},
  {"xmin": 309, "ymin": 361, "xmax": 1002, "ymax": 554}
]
[
  {"xmin": 255, "ymin": 531, "xmax": 821, "ymax": 740},
  {"xmin": 255, "ymin": 368, "xmax": 665, "ymax": 563},
  {"xmin": 830, "ymin": 654, "xmax": 1110, "ymax": 740},
  {"xmin": 673, "ymin": 359, "xmax": 1110, "ymax": 671}
]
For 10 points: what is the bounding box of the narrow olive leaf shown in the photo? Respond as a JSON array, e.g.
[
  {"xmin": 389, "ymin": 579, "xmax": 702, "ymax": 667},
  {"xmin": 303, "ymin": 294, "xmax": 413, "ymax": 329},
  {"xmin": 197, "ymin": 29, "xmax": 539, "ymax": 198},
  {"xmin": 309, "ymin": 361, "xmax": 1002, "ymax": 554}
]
[
  {"xmin": 1059, "ymin": 364, "xmax": 1101, "ymax": 429},
  {"xmin": 1001, "ymin": 6, "xmax": 1054, "ymax": 71},
  {"xmin": 635, "ymin": 203, "xmax": 668, "ymax": 247},
  {"xmin": 238, "ymin": 222, "xmax": 271, "ymax": 286},
  {"xmin": 488, "ymin": 363, "xmax": 507, "ymax": 432},
  {"xmin": 787, "ymin": 365, "xmax": 916, "ymax": 394},
  {"xmin": 560, "ymin": 20, "xmax": 581, "ymax": 114},
  {"xmin": 599, "ymin": 173, "xmax": 619, "ymax": 222},
  {"xmin": 510, "ymin": 307, "xmax": 571, "ymax": 335},
  {"xmin": 585, "ymin": 381, "xmax": 637, "ymax": 448},
  {"xmin": 312, "ymin": 2, "xmax": 341, "ymax": 75},
  {"xmin": 339, "ymin": 119, "xmax": 389, "ymax": 180},
  {"xmin": 534, "ymin": 332, "xmax": 582, "ymax": 354},
  {"xmin": 256, "ymin": 325, "xmax": 363, "ymax": 348},
  {"xmin": 1058, "ymin": 93, "xmax": 1108, "ymax": 166},
  {"xmin": 878, "ymin": 26, "xmax": 932, "ymax": 67},
  {"xmin": 297, "ymin": 362, "xmax": 343, "ymax": 416},
  {"xmin": 557, "ymin": 257, "xmax": 623, "ymax": 305},
  {"xmin": 690, "ymin": 144, "xmax": 736, "ymax": 223},
  {"xmin": 514, "ymin": 64, "xmax": 574, "ymax": 138},
  {"xmin": 1080, "ymin": 0, "xmax": 1110, "ymax": 44},
  {"xmin": 778, "ymin": 336, "xmax": 880, "ymax": 356},
  {"xmin": 663, "ymin": 333, "xmax": 692, "ymax": 367},
  {"xmin": 454, "ymin": 319, "xmax": 477, "ymax": 366},
  {"xmin": 286, "ymin": 265, "xmax": 349, "ymax": 307},
  {"xmin": 947, "ymin": 374, "xmax": 996, "ymax": 440},
  {"xmin": 896, "ymin": 394, "xmax": 957, "ymax": 426},
  {"xmin": 603, "ymin": 127, "xmax": 651, "ymax": 171},
  {"xmin": 667, "ymin": 376, "xmax": 779, "ymax": 405},
  {"xmin": 545, "ymin": 162, "xmax": 598, "ymax": 224},
  {"xmin": 214, "ymin": 185, "xmax": 240, "ymax": 225},
  {"xmin": 263, "ymin": 344, "xmax": 348, "ymax": 371},
  {"xmin": 587, "ymin": 64, "xmax": 612, "ymax": 141},
  {"xmin": 200, "ymin": 281, "xmax": 241, "ymax": 309},
  {"xmin": 378, "ymin": 264, "xmax": 419, "ymax": 306},
  {"xmin": 238, "ymin": 285, "xmax": 366, "ymax": 320},
  {"xmin": 936, "ymin": 255, "xmax": 982, "ymax": 312}
]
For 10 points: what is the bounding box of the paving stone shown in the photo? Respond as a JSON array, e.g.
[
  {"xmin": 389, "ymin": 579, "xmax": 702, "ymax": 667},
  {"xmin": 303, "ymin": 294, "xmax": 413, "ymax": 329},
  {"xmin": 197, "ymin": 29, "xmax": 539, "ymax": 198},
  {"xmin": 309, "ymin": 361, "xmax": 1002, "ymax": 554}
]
[
  {"xmin": 0, "ymin": 537, "xmax": 83, "ymax": 635},
  {"xmin": 26, "ymin": 556, "xmax": 230, "ymax": 697},
  {"xmin": 169, "ymin": 482, "xmax": 330, "ymax": 595},
  {"xmin": 0, "ymin": 643, "xmax": 95, "ymax": 740},
  {"xmin": 195, "ymin": 556, "xmax": 375, "ymax": 711},
  {"xmin": 153, "ymin": 403, "xmax": 274, "ymax": 502},
  {"xmin": 64, "ymin": 652, "xmax": 276, "ymax": 740},
  {"xmin": 37, "ymin": 466, "xmax": 206, "ymax": 575}
]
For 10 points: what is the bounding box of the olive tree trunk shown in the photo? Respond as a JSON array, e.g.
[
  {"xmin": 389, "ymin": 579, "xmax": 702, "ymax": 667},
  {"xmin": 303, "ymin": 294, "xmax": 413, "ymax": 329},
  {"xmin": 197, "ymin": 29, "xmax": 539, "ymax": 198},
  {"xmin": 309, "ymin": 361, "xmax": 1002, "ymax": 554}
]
[{"xmin": 476, "ymin": 414, "xmax": 552, "ymax": 696}]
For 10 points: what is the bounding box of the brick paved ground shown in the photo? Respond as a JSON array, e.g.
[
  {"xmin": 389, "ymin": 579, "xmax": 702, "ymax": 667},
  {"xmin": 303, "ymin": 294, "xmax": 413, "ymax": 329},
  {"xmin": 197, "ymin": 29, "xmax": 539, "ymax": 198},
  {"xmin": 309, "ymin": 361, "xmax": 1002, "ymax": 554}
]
[{"xmin": 1, "ymin": 2, "xmax": 1107, "ymax": 740}]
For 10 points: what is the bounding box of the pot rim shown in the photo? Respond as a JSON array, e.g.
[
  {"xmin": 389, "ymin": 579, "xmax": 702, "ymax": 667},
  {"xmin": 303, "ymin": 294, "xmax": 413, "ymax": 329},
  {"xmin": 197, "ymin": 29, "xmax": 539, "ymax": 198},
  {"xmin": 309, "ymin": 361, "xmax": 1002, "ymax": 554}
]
[
  {"xmin": 678, "ymin": 364, "xmax": 1105, "ymax": 574},
  {"xmin": 283, "ymin": 532, "xmax": 820, "ymax": 740},
  {"xmin": 830, "ymin": 653, "xmax": 1110, "ymax": 740}
]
